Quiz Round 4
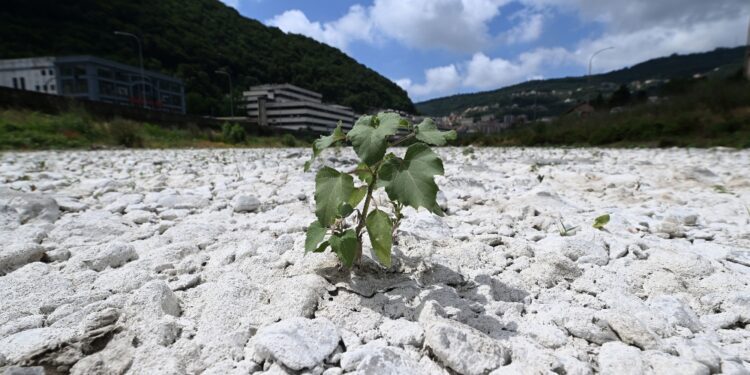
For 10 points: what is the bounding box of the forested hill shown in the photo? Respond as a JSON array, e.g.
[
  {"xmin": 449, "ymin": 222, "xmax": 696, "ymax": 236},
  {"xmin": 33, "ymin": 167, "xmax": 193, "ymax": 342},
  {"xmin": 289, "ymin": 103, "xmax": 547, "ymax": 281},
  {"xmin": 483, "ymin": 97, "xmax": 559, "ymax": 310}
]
[
  {"xmin": 0, "ymin": 0, "xmax": 415, "ymax": 115},
  {"xmin": 417, "ymin": 46, "xmax": 745, "ymax": 116}
]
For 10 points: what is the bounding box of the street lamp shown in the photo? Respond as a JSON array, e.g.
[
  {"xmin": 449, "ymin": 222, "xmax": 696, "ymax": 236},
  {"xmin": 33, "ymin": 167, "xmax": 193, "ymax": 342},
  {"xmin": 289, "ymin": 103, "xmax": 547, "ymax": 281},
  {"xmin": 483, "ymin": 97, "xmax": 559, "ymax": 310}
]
[
  {"xmin": 587, "ymin": 46, "xmax": 614, "ymax": 104},
  {"xmin": 114, "ymin": 31, "xmax": 147, "ymax": 109},
  {"xmin": 215, "ymin": 70, "xmax": 234, "ymax": 117}
]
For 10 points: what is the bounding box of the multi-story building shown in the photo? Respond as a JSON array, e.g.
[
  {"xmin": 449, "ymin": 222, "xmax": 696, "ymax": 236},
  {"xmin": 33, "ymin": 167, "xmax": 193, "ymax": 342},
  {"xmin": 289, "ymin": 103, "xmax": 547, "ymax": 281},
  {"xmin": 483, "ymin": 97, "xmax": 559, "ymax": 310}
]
[
  {"xmin": 242, "ymin": 84, "xmax": 354, "ymax": 132},
  {"xmin": 0, "ymin": 56, "xmax": 185, "ymax": 113}
]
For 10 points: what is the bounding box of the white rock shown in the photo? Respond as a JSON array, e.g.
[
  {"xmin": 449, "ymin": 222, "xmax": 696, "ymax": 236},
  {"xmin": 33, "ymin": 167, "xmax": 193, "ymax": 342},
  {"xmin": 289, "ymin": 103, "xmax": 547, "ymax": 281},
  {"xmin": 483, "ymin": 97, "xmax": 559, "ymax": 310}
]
[
  {"xmin": 232, "ymin": 195, "xmax": 261, "ymax": 213},
  {"xmin": 252, "ymin": 317, "xmax": 340, "ymax": 371},
  {"xmin": 599, "ymin": 311, "xmax": 660, "ymax": 350},
  {"xmin": 78, "ymin": 242, "xmax": 138, "ymax": 271},
  {"xmin": 0, "ymin": 243, "xmax": 45, "ymax": 276},
  {"xmin": 598, "ymin": 342, "xmax": 644, "ymax": 375},
  {"xmin": 379, "ymin": 318, "xmax": 424, "ymax": 347},
  {"xmin": 420, "ymin": 302, "xmax": 510, "ymax": 375}
]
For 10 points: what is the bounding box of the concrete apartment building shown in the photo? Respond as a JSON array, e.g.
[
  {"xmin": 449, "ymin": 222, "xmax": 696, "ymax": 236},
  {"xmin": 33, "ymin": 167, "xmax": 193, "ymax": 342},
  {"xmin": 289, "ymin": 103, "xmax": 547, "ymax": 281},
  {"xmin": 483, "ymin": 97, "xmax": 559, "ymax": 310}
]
[
  {"xmin": 0, "ymin": 56, "xmax": 185, "ymax": 113},
  {"xmin": 242, "ymin": 84, "xmax": 355, "ymax": 132}
]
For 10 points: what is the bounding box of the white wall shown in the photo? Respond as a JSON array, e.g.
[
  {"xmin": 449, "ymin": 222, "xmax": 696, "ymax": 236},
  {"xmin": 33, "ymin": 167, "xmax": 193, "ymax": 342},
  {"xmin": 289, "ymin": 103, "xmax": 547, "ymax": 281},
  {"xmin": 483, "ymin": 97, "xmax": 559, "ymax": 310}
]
[{"xmin": 0, "ymin": 58, "xmax": 58, "ymax": 94}]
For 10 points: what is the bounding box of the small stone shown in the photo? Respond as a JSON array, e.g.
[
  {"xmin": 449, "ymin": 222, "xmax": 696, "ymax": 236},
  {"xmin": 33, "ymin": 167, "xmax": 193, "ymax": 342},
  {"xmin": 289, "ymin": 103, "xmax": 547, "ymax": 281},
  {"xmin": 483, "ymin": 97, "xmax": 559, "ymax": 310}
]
[
  {"xmin": 379, "ymin": 318, "xmax": 424, "ymax": 347},
  {"xmin": 2, "ymin": 367, "xmax": 45, "ymax": 375},
  {"xmin": 0, "ymin": 243, "xmax": 45, "ymax": 276},
  {"xmin": 420, "ymin": 302, "xmax": 510, "ymax": 375},
  {"xmin": 598, "ymin": 342, "xmax": 644, "ymax": 375},
  {"xmin": 79, "ymin": 242, "xmax": 138, "ymax": 272},
  {"xmin": 252, "ymin": 317, "xmax": 340, "ymax": 371},
  {"xmin": 232, "ymin": 195, "xmax": 261, "ymax": 213}
]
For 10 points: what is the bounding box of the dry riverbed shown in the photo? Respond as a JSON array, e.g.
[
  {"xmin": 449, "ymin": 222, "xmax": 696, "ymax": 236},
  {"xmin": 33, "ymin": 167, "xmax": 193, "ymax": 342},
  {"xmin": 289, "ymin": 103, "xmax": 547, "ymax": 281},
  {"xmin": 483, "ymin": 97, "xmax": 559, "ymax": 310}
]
[{"xmin": 1, "ymin": 147, "xmax": 749, "ymax": 375}]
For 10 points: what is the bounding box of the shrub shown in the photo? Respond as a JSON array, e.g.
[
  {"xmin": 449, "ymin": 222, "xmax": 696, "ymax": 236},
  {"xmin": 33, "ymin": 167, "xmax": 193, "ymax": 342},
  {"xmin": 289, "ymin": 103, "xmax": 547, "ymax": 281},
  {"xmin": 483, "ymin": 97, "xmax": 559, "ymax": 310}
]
[
  {"xmin": 304, "ymin": 113, "xmax": 456, "ymax": 270},
  {"xmin": 109, "ymin": 118, "xmax": 144, "ymax": 148},
  {"xmin": 281, "ymin": 133, "xmax": 297, "ymax": 147},
  {"xmin": 222, "ymin": 122, "xmax": 246, "ymax": 144}
]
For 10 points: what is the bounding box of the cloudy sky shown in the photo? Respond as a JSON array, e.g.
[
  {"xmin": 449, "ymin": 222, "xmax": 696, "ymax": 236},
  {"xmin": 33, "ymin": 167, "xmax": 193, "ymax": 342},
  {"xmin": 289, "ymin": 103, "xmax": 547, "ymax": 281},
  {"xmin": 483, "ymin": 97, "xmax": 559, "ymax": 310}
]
[{"xmin": 221, "ymin": 0, "xmax": 749, "ymax": 102}]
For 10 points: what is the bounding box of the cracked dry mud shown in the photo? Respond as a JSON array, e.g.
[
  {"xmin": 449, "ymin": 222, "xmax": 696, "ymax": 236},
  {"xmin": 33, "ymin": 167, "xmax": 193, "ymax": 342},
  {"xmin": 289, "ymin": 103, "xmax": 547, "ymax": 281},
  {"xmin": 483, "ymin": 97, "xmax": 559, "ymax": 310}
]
[{"xmin": 0, "ymin": 147, "xmax": 749, "ymax": 375}]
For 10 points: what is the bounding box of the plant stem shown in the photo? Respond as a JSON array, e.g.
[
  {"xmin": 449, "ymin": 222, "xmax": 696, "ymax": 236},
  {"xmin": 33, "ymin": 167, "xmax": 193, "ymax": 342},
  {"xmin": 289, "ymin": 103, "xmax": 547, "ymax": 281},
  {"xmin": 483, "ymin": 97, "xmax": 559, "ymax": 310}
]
[
  {"xmin": 389, "ymin": 132, "xmax": 415, "ymax": 147},
  {"xmin": 354, "ymin": 168, "xmax": 378, "ymax": 264}
]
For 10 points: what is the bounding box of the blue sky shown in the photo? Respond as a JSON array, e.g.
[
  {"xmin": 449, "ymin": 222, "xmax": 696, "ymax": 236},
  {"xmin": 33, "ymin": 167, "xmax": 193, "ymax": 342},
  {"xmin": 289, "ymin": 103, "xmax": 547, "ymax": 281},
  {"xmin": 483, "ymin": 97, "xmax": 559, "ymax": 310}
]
[{"xmin": 221, "ymin": 0, "xmax": 749, "ymax": 102}]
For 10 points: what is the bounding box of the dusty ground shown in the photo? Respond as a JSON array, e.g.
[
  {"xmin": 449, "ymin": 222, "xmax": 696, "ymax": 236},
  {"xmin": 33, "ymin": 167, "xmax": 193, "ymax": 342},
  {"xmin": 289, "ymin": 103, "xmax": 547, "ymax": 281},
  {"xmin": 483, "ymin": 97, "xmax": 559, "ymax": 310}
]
[{"xmin": 1, "ymin": 147, "xmax": 749, "ymax": 375}]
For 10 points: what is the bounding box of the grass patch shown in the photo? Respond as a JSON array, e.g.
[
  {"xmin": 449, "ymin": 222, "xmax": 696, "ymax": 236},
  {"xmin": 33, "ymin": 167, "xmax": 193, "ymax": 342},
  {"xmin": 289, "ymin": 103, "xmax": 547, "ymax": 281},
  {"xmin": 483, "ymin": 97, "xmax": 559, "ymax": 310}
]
[{"xmin": 0, "ymin": 109, "xmax": 310, "ymax": 150}]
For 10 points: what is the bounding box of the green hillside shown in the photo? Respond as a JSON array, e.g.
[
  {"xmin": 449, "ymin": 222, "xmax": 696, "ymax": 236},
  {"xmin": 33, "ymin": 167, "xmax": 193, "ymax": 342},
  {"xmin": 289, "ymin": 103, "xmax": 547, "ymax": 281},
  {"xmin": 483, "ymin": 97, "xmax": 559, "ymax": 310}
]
[
  {"xmin": 0, "ymin": 0, "xmax": 415, "ymax": 115},
  {"xmin": 417, "ymin": 47, "xmax": 745, "ymax": 117}
]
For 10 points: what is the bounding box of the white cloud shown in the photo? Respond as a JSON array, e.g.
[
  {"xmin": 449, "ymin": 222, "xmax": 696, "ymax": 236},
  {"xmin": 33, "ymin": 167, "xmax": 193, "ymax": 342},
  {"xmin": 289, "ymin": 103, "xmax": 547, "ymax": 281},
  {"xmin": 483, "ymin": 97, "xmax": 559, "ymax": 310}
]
[
  {"xmin": 266, "ymin": 5, "xmax": 373, "ymax": 51},
  {"xmin": 400, "ymin": 47, "xmax": 568, "ymax": 98},
  {"xmin": 397, "ymin": 65, "xmax": 463, "ymax": 97},
  {"xmin": 501, "ymin": 12, "xmax": 544, "ymax": 44},
  {"xmin": 369, "ymin": 0, "xmax": 511, "ymax": 52},
  {"xmin": 266, "ymin": 0, "xmax": 519, "ymax": 53}
]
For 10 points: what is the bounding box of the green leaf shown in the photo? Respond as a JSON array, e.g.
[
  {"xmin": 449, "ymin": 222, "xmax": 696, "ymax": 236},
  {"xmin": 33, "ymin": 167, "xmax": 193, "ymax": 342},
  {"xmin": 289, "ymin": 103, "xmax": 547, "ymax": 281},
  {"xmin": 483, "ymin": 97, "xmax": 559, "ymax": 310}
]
[
  {"xmin": 314, "ymin": 240, "xmax": 330, "ymax": 253},
  {"xmin": 304, "ymin": 122, "xmax": 346, "ymax": 172},
  {"xmin": 592, "ymin": 214, "xmax": 610, "ymax": 230},
  {"xmin": 353, "ymin": 162, "xmax": 374, "ymax": 185},
  {"xmin": 338, "ymin": 202, "xmax": 354, "ymax": 218},
  {"xmin": 378, "ymin": 143, "xmax": 445, "ymax": 215},
  {"xmin": 304, "ymin": 221, "xmax": 326, "ymax": 254},
  {"xmin": 347, "ymin": 113, "xmax": 400, "ymax": 166},
  {"xmin": 415, "ymin": 118, "xmax": 457, "ymax": 146},
  {"xmin": 366, "ymin": 209, "xmax": 393, "ymax": 267},
  {"xmin": 329, "ymin": 229, "xmax": 358, "ymax": 268},
  {"xmin": 348, "ymin": 186, "xmax": 367, "ymax": 207},
  {"xmin": 315, "ymin": 167, "xmax": 355, "ymax": 226}
]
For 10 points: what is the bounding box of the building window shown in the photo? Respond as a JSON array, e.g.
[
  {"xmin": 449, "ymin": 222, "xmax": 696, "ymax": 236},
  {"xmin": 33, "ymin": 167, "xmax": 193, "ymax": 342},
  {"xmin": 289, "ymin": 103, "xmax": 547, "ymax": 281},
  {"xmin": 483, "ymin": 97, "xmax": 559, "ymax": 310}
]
[
  {"xmin": 20, "ymin": 77, "xmax": 25, "ymax": 90},
  {"xmin": 115, "ymin": 72, "xmax": 128, "ymax": 82},
  {"xmin": 99, "ymin": 81, "xmax": 115, "ymax": 96},
  {"xmin": 43, "ymin": 85, "xmax": 48, "ymax": 91},
  {"xmin": 41, "ymin": 70, "xmax": 46, "ymax": 76},
  {"xmin": 35, "ymin": 85, "xmax": 40, "ymax": 91},
  {"xmin": 12, "ymin": 78, "xmax": 17, "ymax": 89},
  {"xmin": 98, "ymin": 68, "xmax": 113, "ymax": 79},
  {"xmin": 49, "ymin": 69, "xmax": 54, "ymax": 76},
  {"xmin": 50, "ymin": 85, "xmax": 55, "ymax": 91}
]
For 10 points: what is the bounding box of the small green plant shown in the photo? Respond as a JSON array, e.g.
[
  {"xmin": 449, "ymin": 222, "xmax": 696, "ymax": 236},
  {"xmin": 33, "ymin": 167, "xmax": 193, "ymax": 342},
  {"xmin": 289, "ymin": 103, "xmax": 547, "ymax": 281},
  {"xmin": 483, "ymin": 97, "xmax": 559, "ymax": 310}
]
[
  {"xmin": 558, "ymin": 219, "xmax": 578, "ymax": 237},
  {"xmin": 713, "ymin": 185, "xmax": 730, "ymax": 194},
  {"xmin": 304, "ymin": 113, "xmax": 456, "ymax": 269},
  {"xmin": 281, "ymin": 133, "xmax": 297, "ymax": 147},
  {"xmin": 592, "ymin": 214, "xmax": 610, "ymax": 230},
  {"xmin": 222, "ymin": 122, "xmax": 246, "ymax": 144}
]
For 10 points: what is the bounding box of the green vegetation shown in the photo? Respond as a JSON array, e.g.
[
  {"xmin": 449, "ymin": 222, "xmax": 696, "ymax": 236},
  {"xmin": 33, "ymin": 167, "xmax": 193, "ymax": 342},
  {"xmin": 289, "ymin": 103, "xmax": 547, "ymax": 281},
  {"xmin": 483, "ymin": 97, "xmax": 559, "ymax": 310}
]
[
  {"xmin": 417, "ymin": 47, "xmax": 745, "ymax": 117},
  {"xmin": 458, "ymin": 77, "xmax": 750, "ymax": 148},
  {"xmin": 592, "ymin": 214, "xmax": 610, "ymax": 230},
  {"xmin": 0, "ymin": 0, "xmax": 414, "ymax": 115},
  {"xmin": 221, "ymin": 123, "xmax": 246, "ymax": 144},
  {"xmin": 304, "ymin": 113, "xmax": 456, "ymax": 269},
  {"xmin": 0, "ymin": 109, "xmax": 309, "ymax": 149}
]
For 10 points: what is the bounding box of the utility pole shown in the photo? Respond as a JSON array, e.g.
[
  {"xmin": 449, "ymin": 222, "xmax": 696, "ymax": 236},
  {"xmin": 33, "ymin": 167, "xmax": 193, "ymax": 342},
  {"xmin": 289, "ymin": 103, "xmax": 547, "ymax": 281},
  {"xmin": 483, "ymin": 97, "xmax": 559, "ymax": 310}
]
[
  {"xmin": 215, "ymin": 70, "xmax": 234, "ymax": 117},
  {"xmin": 114, "ymin": 31, "xmax": 147, "ymax": 109},
  {"xmin": 587, "ymin": 46, "xmax": 614, "ymax": 104}
]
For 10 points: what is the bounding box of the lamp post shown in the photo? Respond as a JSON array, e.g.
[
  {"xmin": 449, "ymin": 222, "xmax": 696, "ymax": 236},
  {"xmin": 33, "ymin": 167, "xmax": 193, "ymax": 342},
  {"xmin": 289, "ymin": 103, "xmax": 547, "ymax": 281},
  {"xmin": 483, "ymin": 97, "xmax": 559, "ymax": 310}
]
[
  {"xmin": 114, "ymin": 31, "xmax": 147, "ymax": 109},
  {"xmin": 587, "ymin": 46, "xmax": 614, "ymax": 104},
  {"xmin": 215, "ymin": 70, "xmax": 234, "ymax": 117}
]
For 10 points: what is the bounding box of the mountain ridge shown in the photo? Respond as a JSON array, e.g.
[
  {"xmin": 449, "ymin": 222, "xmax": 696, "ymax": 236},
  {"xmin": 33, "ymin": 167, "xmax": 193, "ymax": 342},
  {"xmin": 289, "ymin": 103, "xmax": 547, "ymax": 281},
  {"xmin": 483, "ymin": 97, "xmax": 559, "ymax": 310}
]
[
  {"xmin": 0, "ymin": 0, "xmax": 415, "ymax": 115},
  {"xmin": 416, "ymin": 46, "xmax": 745, "ymax": 117}
]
